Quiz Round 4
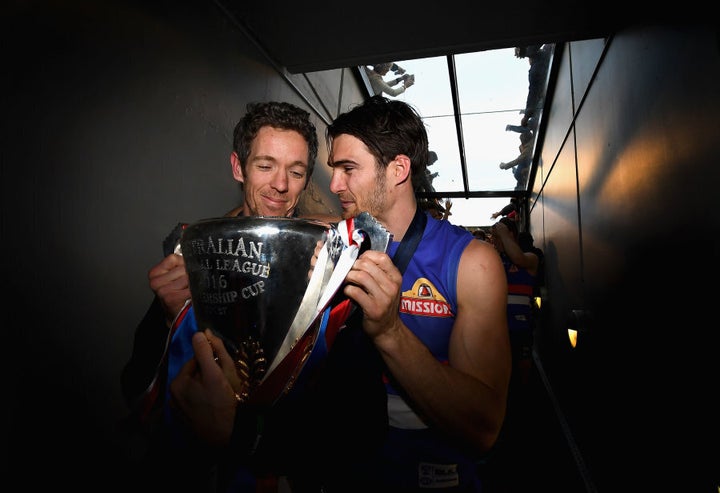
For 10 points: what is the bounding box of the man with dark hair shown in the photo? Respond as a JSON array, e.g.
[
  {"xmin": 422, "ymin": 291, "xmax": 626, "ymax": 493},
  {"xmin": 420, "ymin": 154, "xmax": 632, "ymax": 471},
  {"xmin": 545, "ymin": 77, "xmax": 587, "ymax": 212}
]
[
  {"xmin": 171, "ymin": 96, "xmax": 511, "ymax": 492},
  {"xmin": 323, "ymin": 94, "xmax": 511, "ymax": 490}
]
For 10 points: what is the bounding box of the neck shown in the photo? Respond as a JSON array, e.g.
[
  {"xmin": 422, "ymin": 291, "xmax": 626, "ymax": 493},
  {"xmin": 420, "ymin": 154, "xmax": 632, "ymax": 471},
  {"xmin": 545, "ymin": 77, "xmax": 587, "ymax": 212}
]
[{"xmin": 382, "ymin": 201, "xmax": 419, "ymax": 242}]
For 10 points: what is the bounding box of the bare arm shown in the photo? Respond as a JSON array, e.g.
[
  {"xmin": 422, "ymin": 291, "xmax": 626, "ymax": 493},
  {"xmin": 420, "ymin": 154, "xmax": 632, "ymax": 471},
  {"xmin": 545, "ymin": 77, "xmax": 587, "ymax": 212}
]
[
  {"xmin": 369, "ymin": 73, "xmax": 408, "ymax": 97},
  {"xmin": 494, "ymin": 222, "xmax": 539, "ymax": 275},
  {"xmin": 343, "ymin": 242, "xmax": 511, "ymax": 453}
]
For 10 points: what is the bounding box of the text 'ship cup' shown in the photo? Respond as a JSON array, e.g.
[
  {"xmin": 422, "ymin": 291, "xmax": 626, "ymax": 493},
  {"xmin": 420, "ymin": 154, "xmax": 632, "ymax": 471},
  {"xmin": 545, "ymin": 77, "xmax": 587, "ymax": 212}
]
[{"xmin": 180, "ymin": 213, "xmax": 391, "ymax": 407}]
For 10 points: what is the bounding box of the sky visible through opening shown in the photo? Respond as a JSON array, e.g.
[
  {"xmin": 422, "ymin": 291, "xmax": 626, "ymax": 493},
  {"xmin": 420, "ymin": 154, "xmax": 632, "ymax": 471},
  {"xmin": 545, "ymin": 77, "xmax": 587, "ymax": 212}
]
[{"xmin": 368, "ymin": 48, "xmax": 534, "ymax": 228}]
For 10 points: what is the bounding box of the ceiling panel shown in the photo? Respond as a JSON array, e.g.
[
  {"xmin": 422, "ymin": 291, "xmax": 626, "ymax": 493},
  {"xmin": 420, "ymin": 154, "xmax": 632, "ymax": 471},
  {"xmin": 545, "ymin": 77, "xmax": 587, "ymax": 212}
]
[{"xmin": 214, "ymin": 1, "xmax": 652, "ymax": 73}]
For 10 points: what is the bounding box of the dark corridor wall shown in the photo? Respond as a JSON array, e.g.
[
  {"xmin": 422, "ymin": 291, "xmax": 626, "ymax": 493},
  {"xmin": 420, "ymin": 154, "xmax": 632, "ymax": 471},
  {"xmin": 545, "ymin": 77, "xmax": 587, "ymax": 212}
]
[
  {"xmin": 2, "ymin": 2, "xmax": 359, "ymax": 488},
  {"xmin": 529, "ymin": 27, "xmax": 719, "ymax": 490}
]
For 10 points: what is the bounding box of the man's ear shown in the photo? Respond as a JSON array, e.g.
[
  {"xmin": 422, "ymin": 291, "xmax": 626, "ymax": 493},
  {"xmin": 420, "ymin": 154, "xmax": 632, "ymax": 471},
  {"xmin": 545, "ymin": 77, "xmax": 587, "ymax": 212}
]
[
  {"xmin": 391, "ymin": 154, "xmax": 412, "ymax": 184},
  {"xmin": 230, "ymin": 152, "xmax": 244, "ymax": 184}
]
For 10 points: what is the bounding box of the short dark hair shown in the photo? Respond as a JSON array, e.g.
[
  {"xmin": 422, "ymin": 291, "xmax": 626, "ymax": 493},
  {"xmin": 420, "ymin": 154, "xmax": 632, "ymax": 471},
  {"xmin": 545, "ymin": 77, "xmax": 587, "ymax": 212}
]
[
  {"xmin": 326, "ymin": 95, "xmax": 429, "ymax": 180},
  {"xmin": 473, "ymin": 229, "xmax": 487, "ymax": 240},
  {"xmin": 233, "ymin": 101, "xmax": 319, "ymax": 184}
]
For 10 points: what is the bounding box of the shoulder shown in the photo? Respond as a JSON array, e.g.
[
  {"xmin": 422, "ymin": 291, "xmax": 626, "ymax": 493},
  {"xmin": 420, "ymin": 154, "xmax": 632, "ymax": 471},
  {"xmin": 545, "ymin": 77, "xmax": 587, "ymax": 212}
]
[
  {"xmin": 461, "ymin": 236, "xmax": 503, "ymax": 264},
  {"xmin": 423, "ymin": 215, "xmax": 476, "ymax": 242},
  {"xmin": 426, "ymin": 215, "xmax": 472, "ymax": 239},
  {"xmin": 458, "ymin": 238, "xmax": 506, "ymax": 285},
  {"xmin": 421, "ymin": 218, "xmax": 473, "ymax": 256},
  {"xmin": 455, "ymin": 240, "xmax": 507, "ymax": 315}
]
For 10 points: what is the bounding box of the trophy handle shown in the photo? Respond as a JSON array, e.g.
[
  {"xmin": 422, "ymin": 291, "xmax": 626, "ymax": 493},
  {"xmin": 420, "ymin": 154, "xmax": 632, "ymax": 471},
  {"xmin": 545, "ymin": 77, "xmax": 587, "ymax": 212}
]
[
  {"xmin": 262, "ymin": 225, "xmax": 361, "ymax": 381},
  {"xmin": 260, "ymin": 212, "xmax": 392, "ymax": 389}
]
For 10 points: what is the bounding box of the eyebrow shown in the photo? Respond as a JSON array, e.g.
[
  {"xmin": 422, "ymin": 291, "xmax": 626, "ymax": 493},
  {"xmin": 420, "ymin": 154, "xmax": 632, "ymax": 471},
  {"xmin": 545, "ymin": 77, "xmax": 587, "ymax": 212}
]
[
  {"xmin": 328, "ymin": 158, "xmax": 357, "ymax": 167},
  {"xmin": 252, "ymin": 155, "xmax": 307, "ymax": 167},
  {"xmin": 250, "ymin": 154, "xmax": 278, "ymax": 163}
]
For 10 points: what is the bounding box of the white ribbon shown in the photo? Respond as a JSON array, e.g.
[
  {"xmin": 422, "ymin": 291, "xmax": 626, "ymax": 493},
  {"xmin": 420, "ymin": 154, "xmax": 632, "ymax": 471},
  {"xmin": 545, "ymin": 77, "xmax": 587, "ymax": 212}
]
[{"xmin": 261, "ymin": 217, "xmax": 362, "ymax": 381}]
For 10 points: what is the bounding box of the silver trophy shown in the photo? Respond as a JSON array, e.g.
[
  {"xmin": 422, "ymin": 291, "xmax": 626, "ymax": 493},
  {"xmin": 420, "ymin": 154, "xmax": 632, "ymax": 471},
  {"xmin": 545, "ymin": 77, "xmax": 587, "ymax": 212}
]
[{"xmin": 180, "ymin": 212, "xmax": 391, "ymax": 407}]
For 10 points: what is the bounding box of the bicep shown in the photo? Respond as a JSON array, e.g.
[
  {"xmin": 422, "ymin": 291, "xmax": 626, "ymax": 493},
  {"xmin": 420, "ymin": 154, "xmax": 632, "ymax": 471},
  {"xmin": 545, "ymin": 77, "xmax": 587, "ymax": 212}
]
[{"xmin": 450, "ymin": 242, "xmax": 511, "ymax": 389}]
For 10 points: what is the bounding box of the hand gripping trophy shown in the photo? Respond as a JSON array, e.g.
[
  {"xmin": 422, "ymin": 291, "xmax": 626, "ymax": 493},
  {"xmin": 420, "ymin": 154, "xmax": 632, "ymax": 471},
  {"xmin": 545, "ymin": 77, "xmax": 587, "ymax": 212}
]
[{"xmin": 179, "ymin": 213, "xmax": 391, "ymax": 407}]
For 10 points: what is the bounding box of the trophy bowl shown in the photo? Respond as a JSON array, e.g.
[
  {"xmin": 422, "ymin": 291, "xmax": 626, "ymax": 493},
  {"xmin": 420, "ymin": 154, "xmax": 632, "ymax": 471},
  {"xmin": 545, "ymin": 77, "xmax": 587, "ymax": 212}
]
[{"xmin": 179, "ymin": 213, "xmax": 391, "ymax": 407}]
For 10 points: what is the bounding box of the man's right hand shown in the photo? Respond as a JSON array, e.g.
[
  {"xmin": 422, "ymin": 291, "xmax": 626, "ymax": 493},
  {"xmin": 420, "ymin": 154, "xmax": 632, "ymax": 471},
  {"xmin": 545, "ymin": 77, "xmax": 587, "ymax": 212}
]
[
  {"xmin": 148, "ymin": 253, "xmax": 190, "ymax": 327},
  {"xmin": 169, "ymin": 329, "xmax": 239, "ymax": 448}
]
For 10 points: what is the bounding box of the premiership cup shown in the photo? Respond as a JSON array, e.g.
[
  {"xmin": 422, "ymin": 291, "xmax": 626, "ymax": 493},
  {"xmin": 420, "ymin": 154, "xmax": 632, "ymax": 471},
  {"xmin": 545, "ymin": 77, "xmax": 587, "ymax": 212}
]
[{"xmin": 180, "ymin": 213, "xmax": 391, "ymax": 407}]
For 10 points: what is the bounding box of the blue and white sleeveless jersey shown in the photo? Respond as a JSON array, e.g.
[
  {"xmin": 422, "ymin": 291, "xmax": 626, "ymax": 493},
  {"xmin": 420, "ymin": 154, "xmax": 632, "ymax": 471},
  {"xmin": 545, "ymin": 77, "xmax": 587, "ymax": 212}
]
[
  {"xmin": 384, "ymin": 214, "xmax": 473, "ymax": 429},
  {"xmin": 377, "ymin": 212, "xmax": 483, "ymax": 491}
]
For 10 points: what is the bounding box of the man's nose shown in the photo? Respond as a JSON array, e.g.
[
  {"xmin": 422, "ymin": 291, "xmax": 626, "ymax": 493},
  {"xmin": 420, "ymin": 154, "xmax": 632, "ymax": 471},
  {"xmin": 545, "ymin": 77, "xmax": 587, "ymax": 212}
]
[
  {"xmin": 329, "ymin": 169, "xmax": 344, "ymax": 194},
  {"xmin": 271, "ymin": 170, "xmax": 289, "ymax": 192}
]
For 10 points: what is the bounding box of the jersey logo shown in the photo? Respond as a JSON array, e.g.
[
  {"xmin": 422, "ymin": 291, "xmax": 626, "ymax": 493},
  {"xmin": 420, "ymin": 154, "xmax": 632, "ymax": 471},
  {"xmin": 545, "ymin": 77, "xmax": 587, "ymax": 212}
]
[{"xmin": 399, "ymin": 277, "xmax": 453, "ymax": 317}]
